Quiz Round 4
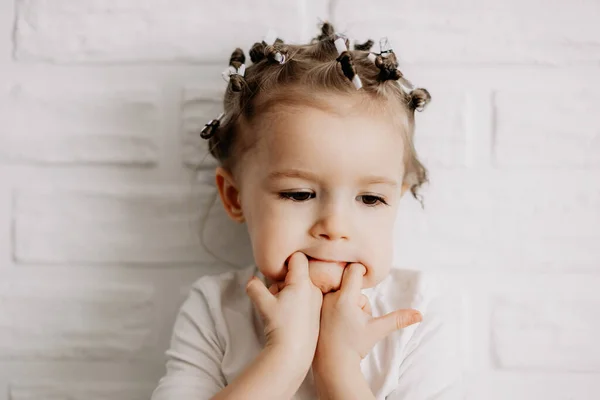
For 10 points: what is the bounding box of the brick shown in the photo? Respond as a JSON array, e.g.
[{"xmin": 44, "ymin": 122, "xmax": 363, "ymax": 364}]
[
  {"xmin": 13, "ymin": 186, "xmax": 219, "ymax": 264},
  {"xmin": 494, "ymin": 90, "xmax": 600, "ymax": 167},
  {"xmin": 1, "ymin": 85, "xmax": 159, "ymax": 165},
  {"xmin": 14, "ymin": 0, "xmax": 308, "ymax": 63},
  {"xmin": 0, "ymin": 281, "xmax": 155, "ymax": 360},
  {"xmin": 413, "ymin": 90, "xmax": 468, "ymax": 167},
  {"xmin": 332, "ymin": 0, "xmax": 600, "ymax": 65},
  {"xmin": 491, "ymin": 294, "xmax": 600, "ymax": 372},
  {"xmin": 394, "ymin": 170, "xmax": 600, "ymax": 270},
  {"xmin": 10, "ymin": 382, "xmax": 154, "ymax": 400}
]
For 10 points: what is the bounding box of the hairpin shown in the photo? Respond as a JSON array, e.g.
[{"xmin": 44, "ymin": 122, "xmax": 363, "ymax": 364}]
[
  {"xmin": 410, "ymin": 87, "xmax": 431, "ymax": 112},
  {"xmin": 334, "ymin": 36, "xmax": 363, "ymax": 90},
  {"xmin": 364, "ymin": 37, "xmax": 418, "ymax": 94},
  {"xmin": 379, "ymin": 37, "xmax": 394, "ymax": 58},
  {"xmin": 366, "ymin": 36, "xmax": 394, "ymax": 64},
  {"xmin": 200, "ymin": 112, "xmax": 224, "ymax": 140},
  {"xmin": 263, "ymin": 29, "xmax": 286, "ymax": 64},
  {"xmin": 222, "ymin": 48, "xmax": 246, "ymax": 92},
  {"xmin": 221, "ymin": 64, "xmax": 246, "ymax": 83}
]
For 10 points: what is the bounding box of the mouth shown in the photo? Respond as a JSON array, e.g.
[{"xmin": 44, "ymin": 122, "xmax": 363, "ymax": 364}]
[
  {"xmin": 304, "ymin": 255, "xmax": 351, "ymax": 294},
  {"xmin": 307, "ymin": 256, "xmax": 349, "ymax": 267}
]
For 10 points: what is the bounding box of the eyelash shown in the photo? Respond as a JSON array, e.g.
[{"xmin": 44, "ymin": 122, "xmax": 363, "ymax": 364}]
[{"xmin": 278, "ymin": 191, "xmax": 389, "ymax": 207}]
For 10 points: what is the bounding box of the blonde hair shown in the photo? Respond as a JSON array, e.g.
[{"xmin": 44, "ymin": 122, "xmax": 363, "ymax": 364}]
[{"xmin": 203, "ymin": 22, "xmax": 431, "ymax": 200}]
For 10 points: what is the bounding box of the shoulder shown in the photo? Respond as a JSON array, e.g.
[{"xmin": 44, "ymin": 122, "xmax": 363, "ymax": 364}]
[
  {"xmin": 174, "ymin": 264, "xmax": 258, "ymax": 338},
  {"xmin": 186, "ymin": 264, "xmax": 258, "ymax": 306},
  {"xmin": 152, "ymin": 267, "xmax": 258, "ymax": 400}
]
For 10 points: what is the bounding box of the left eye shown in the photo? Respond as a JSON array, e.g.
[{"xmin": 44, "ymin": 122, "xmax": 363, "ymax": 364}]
[{"xmin": 358, "ymin": 195, "xmax": 387, "ymax": 206}]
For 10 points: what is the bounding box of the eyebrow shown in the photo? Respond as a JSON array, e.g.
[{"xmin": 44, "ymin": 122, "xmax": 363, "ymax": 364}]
[
  {"xmin": 267, "ymin": 169, "xmax": 399, "ymax": 187},
  {"xmin": 267, "ymin": 170, "xmax": 320, "ymax": 183},
  {"xmin": 360, "ymin": 176, "xmax": 399, "ymax": 187}
]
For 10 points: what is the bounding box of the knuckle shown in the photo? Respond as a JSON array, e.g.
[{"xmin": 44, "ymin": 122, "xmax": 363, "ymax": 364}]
[
  {"xmin": 396, "ymin": 313, "xmax": 409, "ymax": 329},
  {"xmin": 395, "ymin": 311, "xmax": 421, "ymax": 329},
  {"xmin": 350, "ymin": 262, "xmax": 366, "ymax": 274}
]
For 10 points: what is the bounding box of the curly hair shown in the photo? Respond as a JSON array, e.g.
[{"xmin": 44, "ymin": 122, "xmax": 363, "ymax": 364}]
[{"xmin": 201, "ymin": 22, "xmax": 431, "ymax": 200}]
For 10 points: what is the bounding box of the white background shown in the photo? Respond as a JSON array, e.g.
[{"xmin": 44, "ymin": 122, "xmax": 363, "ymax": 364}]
[{"xmin": 0, "ymin": 1, "xmax": 599, "ymax": 399}]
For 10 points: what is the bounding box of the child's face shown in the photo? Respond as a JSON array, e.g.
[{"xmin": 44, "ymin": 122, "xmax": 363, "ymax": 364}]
[{"xmin": 217, "ymin": 95, "xmax": 408, "ymax": 293}]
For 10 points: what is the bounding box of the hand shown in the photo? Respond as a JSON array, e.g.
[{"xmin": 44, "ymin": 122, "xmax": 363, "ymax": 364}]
[
  {"xmin": 246, "ymin": 252, "xmax": 323, "ymax": 367},
  {"xmin": 313, "ymin": 263, "xmax": 423, "ymax": 365}
]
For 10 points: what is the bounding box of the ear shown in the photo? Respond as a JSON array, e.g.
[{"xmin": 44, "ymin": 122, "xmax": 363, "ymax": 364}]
[
  {"xmin": 400, "ymin": 183, "xmax": 410, "ymax": 197},
  {"xmin": 215, "ymin": 167, "xmax": 245, "ymax": 223}
]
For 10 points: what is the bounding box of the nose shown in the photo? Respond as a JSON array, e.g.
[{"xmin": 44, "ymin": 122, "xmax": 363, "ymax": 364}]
[{"xmin": 309, "ymin": 203, "xmax": 351, "ymax": 241}]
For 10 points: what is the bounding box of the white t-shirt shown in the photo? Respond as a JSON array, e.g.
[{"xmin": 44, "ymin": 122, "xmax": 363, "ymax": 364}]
[{"xmin": 151, "ymin": 264, "xmax": 465, "ymax": 399}]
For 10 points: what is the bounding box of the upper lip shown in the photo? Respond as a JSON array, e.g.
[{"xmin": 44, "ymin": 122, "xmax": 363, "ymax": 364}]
[{"xmin": 306, "ymin": 255, "xmax": 349, "ymax": 263}]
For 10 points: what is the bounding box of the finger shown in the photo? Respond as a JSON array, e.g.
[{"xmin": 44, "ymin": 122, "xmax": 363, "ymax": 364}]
[
  {"xmin": 246, "ymin": 276, "xmax": 276, "ymax": 316},
  {"xmin": 285, "ymin": 252, "xmax": 310, "ymax": 284},
  {"xmin": 358, "ymin": 294, "xmax": 372, "ymax": 315},
  {"xmin": 271, "ymin": 281, "xmax": 286, "ymax": 293},
  {"xmin": 268, "ymin": 282, "xmax": 279, "ymax": 295},
  {"xmin": 358, "ymin": 293, "xmax": 367, "ymax": 308},
  {"xmin": 339, "ymin": 263, "xmax": 366, "ymax": 301},
  {"xmin": 368, "ymin": 309, "xmax": 422, "ymax": 343}
]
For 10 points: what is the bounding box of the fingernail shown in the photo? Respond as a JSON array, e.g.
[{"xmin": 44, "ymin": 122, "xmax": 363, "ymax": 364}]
[
  {"xmin": 412, "ymin": 311, "xmax": 423, "ymax": 323},
  {"xmin": 352, "ymin": 263, "xmax": 366, "ymax": 275}
]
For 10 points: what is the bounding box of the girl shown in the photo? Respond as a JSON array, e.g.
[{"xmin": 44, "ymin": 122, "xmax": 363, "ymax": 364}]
[{"xmin": 152, "ymin": 22, "xmax": 464, "ymax": 400}]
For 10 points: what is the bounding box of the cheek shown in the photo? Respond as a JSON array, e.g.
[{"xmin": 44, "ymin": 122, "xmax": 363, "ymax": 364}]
[
  {"xmin": 245, "ymin": 201, "xmax": 305, "ymax": 281},
  {"xmin": 365, "ymin": 254, "xmax": 392, "ymax": 287},
  {"xmin": 362, "ymin": 219, "xmax": 394, "ymax": 287}
]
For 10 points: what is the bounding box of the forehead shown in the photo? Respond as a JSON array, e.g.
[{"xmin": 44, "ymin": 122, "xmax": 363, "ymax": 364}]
[{"xmin": 251, "ymin": 96, "xmax": 407, "ymax": 182}]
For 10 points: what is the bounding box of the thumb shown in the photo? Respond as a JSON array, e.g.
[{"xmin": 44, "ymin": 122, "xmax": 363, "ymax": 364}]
[
  {"xmin": 268, "ymin": 282, "xmax": 280, "ymax": 295},
  {"xmin": 367, "ymin": 309, "xmax": 422, "ymax": 343},
  {"xmin": 246, "ymin": 276, "xmax": 275, "ymax": 318}
]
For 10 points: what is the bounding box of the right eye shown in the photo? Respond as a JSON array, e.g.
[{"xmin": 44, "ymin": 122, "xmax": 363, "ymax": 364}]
[{"xmin": 279, "ymin": 191, "xmax": 315, "ymax": 202}]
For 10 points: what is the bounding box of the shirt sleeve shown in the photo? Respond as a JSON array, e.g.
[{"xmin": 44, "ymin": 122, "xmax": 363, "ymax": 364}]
[
  {"xmin": 151, "ymin": 281, "xmax": 226, "ymax": 400},
  {"xmin": 386, "ymin": 291, "xmax": 467, "ymax": 400}
]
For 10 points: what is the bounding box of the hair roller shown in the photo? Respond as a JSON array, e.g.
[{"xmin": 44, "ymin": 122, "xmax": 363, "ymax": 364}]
[
  {"xmin": 264, "ymin": 44, "xmax": 286, "ymax": 64},
  {"xmin": 200, "ymin": 112, "xmax": 224, "ymax": 140},
  {"xmin": 250, "ymin": 42, "xmax": 266, "ymax": 63},
  {"xmin": 261, "ymin": 29, "xmax": 287, "ymax": 64},
  {"xmin": 334, "ymin": 36, "xmax": 362, "ymax": 89},
  {"xmin": 226, "ymin": 48, "xmax": 246, "ymax": 92},
  {"xmin": 374, "ymin": 53, "xmax": 403, "ymax": 81},
  {"xmin": 409, "ymin": 88, "xmax": 432, "ymax": 112}
]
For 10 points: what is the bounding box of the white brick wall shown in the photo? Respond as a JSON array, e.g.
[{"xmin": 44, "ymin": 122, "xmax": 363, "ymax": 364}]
[{"xmin": 0, "ymin": 1, "xmax": 598, "ymax": 399}]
